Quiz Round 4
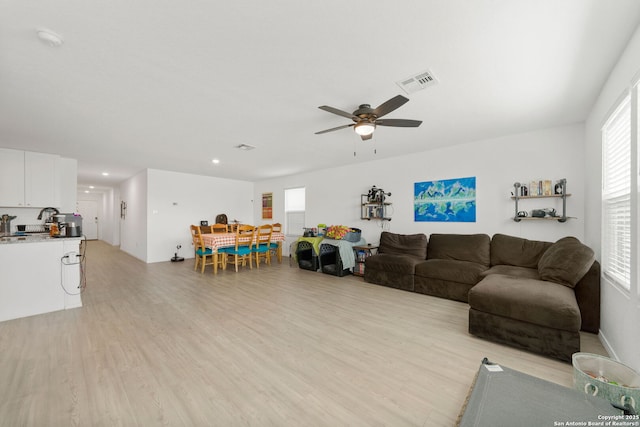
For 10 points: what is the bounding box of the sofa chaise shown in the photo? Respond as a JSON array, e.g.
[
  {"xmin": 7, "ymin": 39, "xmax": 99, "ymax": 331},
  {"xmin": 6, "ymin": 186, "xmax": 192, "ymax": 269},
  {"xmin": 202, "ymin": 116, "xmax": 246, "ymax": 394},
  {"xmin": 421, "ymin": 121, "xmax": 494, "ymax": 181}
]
[{"xmin": 364, "ymin": 232, "xmax": 599, "ymax": 361}]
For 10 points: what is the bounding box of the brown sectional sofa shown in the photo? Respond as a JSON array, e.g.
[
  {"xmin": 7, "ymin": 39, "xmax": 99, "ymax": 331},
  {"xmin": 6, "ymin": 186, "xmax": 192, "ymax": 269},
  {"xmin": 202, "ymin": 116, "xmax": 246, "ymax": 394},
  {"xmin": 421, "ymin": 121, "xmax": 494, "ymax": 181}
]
[{"xmin": 363, "ymin": 232, "xmax": 599, "ymax": 362}]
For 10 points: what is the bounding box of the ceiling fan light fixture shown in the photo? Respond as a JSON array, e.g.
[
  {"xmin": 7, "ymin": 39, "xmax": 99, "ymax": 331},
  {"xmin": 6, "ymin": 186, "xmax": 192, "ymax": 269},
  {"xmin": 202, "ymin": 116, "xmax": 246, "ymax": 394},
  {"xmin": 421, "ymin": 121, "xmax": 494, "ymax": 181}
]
[{"xmin": 354, "ymin": 122, "xmax": 376, "ymax": 136}]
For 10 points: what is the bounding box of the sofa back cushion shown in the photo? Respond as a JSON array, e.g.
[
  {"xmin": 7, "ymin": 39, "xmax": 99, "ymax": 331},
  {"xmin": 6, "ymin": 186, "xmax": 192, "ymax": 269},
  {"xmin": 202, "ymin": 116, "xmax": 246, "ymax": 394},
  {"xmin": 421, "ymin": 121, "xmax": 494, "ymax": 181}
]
[
  {"xmin": 378, "ymin": 232, "xmax": 428, "ymax": 260},
  {"xmin": 490, "ymin": 233, "xmax": 552, "ymax": 268},
  {"xmin": 538, "ymin": 236, "xmax": 595, "ymax": 288},
  {"xmin": 426, "ymin": 233, "xmax": 491, "ymax": 266}
]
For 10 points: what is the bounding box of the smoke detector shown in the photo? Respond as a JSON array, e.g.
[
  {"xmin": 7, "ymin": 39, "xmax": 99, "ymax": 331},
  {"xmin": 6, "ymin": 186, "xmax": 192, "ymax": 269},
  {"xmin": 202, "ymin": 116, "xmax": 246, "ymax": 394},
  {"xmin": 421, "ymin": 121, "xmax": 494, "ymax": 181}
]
[
  {"xmin": 37, "ymin": 29, "xmax": 64, "ymax": 47},
  {"xmin": 396, "ymin": 69, "xmax": 438, "ymax": 94}
]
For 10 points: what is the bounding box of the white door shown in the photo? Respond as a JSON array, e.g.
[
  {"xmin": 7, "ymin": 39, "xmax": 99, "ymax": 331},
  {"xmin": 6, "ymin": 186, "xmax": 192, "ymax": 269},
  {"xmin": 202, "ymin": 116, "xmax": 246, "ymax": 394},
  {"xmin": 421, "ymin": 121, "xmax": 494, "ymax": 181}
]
[{"xmin": 76, "ymin": 200, "xmax": 99, "ymax": 240}]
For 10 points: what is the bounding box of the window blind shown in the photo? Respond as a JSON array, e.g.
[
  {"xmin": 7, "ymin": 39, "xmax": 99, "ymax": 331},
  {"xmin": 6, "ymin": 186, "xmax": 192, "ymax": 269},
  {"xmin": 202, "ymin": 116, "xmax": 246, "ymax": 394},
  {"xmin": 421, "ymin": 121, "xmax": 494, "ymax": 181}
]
[
  {"xmin": 285, "ymin": 211, "xmax": 305, "ymax": 237},
  {"xmin": 602, "ymin": 95, "xmax": 631, "ymax": 289},
  {"xmin": 284, "ymin": 187, "xmax": 305, "ymax": 236}
]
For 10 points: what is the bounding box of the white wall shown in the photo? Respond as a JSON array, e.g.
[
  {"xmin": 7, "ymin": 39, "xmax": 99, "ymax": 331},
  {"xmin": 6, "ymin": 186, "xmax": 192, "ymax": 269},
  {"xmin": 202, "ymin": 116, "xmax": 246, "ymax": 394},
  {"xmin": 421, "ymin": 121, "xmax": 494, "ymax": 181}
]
[
  {"xmin": 103, "ymin": 187, "xmax": 120, "ymax": 246},
  {"xmin": 585, "ymin": 25, "xmax": 640, "ymax": 372},
  {"xmin": 255, "ymin": 123, "xmax": 586, "ymax": 248},
  {"xmin": 119, "ymin": 170, "xmax": 148, "ymax": 261},
  {"xmin": 145, "ymin": 169, "xmax": 254, "ymax": 263}
]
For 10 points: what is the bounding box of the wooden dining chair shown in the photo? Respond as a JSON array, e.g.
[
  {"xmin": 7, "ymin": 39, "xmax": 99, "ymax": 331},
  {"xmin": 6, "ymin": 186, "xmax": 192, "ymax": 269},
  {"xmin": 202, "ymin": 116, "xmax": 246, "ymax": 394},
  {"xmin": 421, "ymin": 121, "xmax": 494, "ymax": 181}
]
[
  {"xmin": 199, "ymin": 225, "xmax": 214, "ymax": 234},
  {"xmin": 190, "ymin": 225, "xmax": 216, "ymax": 273},
  {"xmin": 211, "ymin": 223, "xmax": 227, "ymax": 234},
  {"xmin": 270, "ymin": 223, "xmax": 282, "ymax": 263},
  {"xmin": 225, "ymin": 225, "xmax": 256, "ymax": 272},
  {"xmin": 252, "ymin": 224, "xmax": 273, "ymax": 268}
]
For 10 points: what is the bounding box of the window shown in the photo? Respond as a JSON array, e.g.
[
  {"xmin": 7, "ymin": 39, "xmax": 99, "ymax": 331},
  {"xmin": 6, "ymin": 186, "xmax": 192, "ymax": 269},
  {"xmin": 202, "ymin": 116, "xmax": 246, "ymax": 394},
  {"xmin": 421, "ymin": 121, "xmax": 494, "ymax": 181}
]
[
  {"xmin": 284, "ymin": 187, "xmax": 305, "ymax": 236},
  {"xmin": 602, "ymin": 95, "xmax": 631, "ymax": 290}
]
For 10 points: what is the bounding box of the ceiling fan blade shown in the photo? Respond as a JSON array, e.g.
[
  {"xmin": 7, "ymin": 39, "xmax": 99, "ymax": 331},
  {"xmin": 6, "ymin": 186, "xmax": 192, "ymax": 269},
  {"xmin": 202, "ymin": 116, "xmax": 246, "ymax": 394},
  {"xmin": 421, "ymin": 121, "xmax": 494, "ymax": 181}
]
[
  {"xmin": 360, "ymin": 133, "xmax": 373, "ymax": 141},
  {"xmin": 372, "ymin": 95, "xmax": 409, "ymax": 118},
  {"xmin": 376, "ymin": 118, "xmax": 422, "ymax": 127},
  {"xmin": 315, "ymin": 123, "xmax": 354, "ymax": 135},
  {"xmin": 318, "ymin": 105, "xmax": 358, "ymax": 120}
]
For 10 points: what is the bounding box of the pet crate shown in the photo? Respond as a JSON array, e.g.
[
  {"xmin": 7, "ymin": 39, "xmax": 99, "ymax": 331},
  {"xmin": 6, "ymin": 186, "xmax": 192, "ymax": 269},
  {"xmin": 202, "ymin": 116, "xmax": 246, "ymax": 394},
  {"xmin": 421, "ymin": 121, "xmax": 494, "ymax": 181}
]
[
  {"xmin": 296, "ymin": 240, "xmax": 318, "ymax": 271},
  {"xmin": 319, "ymin": 243, "xmax": 351, "ymax": 277}
]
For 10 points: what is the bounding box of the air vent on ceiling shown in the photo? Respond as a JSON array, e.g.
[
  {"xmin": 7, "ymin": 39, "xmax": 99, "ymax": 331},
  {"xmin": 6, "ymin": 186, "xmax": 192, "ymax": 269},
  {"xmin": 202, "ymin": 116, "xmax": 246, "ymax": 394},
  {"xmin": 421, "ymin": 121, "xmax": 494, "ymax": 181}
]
[
  {"xmin": 396, "ymin": 69, "xmax": 438, "ymax": 94},
  {"xmin": 235, "ymin": 143, "xmax": 256, "ymax": 151}
]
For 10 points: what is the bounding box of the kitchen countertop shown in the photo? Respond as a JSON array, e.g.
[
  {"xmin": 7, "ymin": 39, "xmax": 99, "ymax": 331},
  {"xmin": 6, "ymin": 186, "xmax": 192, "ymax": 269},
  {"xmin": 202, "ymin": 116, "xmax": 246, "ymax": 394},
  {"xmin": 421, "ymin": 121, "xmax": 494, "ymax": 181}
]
[{"xmin": 0, "ymin": 234, "xmax": 82, "ymax": 244}]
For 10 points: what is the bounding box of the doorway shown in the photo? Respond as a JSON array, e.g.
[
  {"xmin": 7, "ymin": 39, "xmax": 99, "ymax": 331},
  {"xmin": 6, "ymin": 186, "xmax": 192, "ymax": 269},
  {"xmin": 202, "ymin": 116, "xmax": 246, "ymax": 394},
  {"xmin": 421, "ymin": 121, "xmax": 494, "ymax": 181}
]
[{"xmin": 77, "ymin": 200, "xmax": 99, "ymax": 240}]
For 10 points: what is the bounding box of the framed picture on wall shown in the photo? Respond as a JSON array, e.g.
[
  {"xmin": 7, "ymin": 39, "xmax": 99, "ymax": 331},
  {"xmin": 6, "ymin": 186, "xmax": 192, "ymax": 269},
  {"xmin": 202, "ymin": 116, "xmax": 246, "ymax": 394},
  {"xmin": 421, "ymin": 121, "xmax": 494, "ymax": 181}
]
[
  {"xmin": 262, "ymin": 192, "xmax": 273, "ymax": 219},
  {"xmin": 414, "ymin": 176, "xmax": 476, "ymax": 222}
]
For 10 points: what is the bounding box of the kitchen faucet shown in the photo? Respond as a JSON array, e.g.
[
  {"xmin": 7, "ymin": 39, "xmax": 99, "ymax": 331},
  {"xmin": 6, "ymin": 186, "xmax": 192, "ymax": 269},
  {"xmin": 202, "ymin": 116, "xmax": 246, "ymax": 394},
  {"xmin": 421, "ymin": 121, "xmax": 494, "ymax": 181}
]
[{"xmin": 37, "ymin": 207, "xmax": 60, "ymax": 220}]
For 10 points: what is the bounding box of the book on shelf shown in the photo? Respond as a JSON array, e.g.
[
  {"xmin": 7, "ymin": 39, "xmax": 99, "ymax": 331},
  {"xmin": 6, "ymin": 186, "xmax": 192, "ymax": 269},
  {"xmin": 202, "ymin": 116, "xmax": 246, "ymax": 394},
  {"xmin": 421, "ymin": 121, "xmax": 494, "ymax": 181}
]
[
  {"xmin": 530, "ymin": 180, "xmax": 538, "ymax": 196},
  {"xmin": 523, "ymin": 179, "xmax": 554, "ymax": 196}
]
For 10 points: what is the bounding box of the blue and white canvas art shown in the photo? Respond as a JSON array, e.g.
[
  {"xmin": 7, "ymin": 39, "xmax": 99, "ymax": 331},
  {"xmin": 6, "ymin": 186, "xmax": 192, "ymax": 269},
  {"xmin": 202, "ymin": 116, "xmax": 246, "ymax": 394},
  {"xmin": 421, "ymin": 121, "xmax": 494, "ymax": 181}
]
[{"xmin": 414, "ymin": 176, "xmax": 476, "ymax": 222}]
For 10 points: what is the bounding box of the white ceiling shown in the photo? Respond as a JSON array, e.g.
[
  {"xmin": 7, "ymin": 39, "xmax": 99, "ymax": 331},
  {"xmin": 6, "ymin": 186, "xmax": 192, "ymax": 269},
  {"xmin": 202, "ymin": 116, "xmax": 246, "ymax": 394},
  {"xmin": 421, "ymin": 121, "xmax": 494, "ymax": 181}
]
[{"xmin": 1, "ymin": 1, "xmax": 639, "ymax": 191}]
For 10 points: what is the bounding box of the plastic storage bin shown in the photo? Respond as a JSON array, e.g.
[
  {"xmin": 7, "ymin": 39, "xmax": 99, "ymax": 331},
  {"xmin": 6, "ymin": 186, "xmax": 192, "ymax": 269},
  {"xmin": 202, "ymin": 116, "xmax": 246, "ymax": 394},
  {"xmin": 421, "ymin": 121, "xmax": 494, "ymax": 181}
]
[
  {"xmin": 296, "ymin": 240, "xmax": 318, "ymax": 271},
  {"xmin": 343, "ymin": 228, "xmax": 361, "ymax": 242},
  {"xmin": 319, "ymin": 244, "xmax": 350, "ymax": 277}
]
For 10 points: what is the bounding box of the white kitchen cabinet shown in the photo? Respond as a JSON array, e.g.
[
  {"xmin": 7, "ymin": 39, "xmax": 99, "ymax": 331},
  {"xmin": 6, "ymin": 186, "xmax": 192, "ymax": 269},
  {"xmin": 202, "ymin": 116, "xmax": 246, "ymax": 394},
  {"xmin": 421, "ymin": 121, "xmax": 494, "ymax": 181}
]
[
  {"xmin": 0, "ymin": 148, "xmax": 26, "ymax": 206},
  {"xmin": 25, "ymin": 151, "xmax": 58, "ymax": 207},
  {"xmin": 0, "ymin": 148, "xmax": 60, "ymax": 207}
]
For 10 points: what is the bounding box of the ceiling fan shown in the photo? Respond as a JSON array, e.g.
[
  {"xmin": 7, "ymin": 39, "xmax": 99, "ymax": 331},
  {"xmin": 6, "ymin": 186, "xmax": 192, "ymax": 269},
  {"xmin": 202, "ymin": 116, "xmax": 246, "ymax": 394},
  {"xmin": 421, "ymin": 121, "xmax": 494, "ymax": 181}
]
[{"xmin": 315, "ymin": 94, "xmax": 422, "ymax": 141}]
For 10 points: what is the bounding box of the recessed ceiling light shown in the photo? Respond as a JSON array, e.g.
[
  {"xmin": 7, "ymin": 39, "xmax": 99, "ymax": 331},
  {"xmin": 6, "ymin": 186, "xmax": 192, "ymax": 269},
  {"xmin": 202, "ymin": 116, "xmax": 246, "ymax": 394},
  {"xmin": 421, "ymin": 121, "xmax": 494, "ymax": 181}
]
[
  {"xmin": 89, "ymin": 186, "xmax": 95, "ymax": 189},
  {"xmin": 212, "ymin": 158, "xmax": 220, "ymax": 164},
  {"xmin": 84, "ymin": 190, "xmax": 90, "ymax": 193},
  {"xmin": 102, "ymin": 172, "xmax": 109, "ymax": 176},
  {"xmin": 36, "ymin": 28, "xmax": 64, "ymax": 47}
]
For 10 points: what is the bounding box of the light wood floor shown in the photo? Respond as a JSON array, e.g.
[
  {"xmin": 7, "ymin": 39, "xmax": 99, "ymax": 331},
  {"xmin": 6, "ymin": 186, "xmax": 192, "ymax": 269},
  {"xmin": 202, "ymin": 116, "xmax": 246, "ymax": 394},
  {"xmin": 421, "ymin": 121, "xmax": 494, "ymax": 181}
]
[{"xmin": 0, "ymin": 241, "xmax": 607, "ymax": 426}]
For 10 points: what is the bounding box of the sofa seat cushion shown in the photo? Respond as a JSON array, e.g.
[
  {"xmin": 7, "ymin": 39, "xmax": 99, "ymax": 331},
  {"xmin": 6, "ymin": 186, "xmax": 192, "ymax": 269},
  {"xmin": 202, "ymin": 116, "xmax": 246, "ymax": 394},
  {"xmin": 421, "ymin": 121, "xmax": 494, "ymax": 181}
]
[
  {"xmin": 480, "ymin": 265, "xmax": 540, "ymax": 280},
  {"xmin": 365, "ymin": 253, "xmax": 424, "ymax": 275},
  {"xmin": 415, "ymin": 259, "xmax": 489, "ymax": 285},
  {"xmin": 468, "ymin": 274, "xmax": 581, "ymax": 332}
]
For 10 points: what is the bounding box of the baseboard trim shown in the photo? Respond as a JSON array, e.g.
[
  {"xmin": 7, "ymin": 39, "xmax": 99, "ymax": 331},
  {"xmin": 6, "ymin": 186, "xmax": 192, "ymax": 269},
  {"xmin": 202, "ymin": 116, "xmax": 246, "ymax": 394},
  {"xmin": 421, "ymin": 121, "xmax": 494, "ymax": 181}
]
[{"xmin": 598, "ymin": 330, "xmax": 619, "ymax": 361}]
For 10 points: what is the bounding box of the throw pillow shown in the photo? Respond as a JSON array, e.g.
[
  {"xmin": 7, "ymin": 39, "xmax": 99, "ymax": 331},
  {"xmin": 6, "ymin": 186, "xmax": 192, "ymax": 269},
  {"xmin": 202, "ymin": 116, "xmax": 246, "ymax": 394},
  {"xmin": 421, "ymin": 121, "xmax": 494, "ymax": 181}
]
[{"xmin": 537, "ymin": 237, "xmax": 595, "ymax": 288}]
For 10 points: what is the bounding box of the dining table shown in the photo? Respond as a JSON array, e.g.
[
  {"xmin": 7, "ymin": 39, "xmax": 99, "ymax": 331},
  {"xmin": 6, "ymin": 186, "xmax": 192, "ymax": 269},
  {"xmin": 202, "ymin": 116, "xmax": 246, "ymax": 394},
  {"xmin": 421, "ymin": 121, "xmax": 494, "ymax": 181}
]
[{"xmin": 201, "ymin": 232, "xmax": 286, "ymax": 271}]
